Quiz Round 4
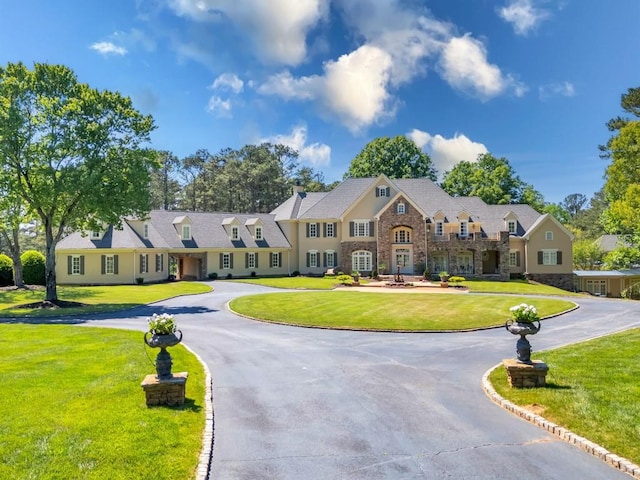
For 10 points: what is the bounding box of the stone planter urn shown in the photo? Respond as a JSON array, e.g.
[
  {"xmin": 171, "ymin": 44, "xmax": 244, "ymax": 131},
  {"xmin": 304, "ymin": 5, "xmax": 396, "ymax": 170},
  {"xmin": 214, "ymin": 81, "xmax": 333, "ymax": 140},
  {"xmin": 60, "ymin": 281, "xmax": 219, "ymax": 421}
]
[
  {"xmin": 144, "ymin": 330, "xmax": 183, "ymax": 379},
  {"xmin": 505, "ymin": 319, "xmax": 540, "ymax": 364}
]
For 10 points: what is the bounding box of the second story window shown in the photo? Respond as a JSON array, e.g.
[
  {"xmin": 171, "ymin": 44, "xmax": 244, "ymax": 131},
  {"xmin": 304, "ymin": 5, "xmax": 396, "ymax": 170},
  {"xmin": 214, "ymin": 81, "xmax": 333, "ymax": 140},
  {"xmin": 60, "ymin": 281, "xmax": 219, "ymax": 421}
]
[
  {"xmin": 508, "ymin": 221, "xmax": 516, "ymax": 234},
  {"xmin": 352, "ymin": 220, "xmax": 370, "ymax": 237},
  {"xmin": 182, "ymin": 225, "xmax": 191, "ymax": 240},
  {"xmin": 255, "ymin": 226, "xmax": 263, "ymax": 240},
  {"xmin": 545, "ymin": 231, "xmax": 553, "ymax": 241},
  {"xmin": 143, "ymin": 223, "xmax": 149, "ymax": 239},
  {"xmin": 435, "ymin": 221, "xmax": 444, "ymax": 237},
  {"xmin": 231, "ymin": 226, "xmax": 239, "ymax": 240},
  {"xmin": 394, "ymin": 229, "xmax": 411, "ymax": 243},
  {"xmin": 460, "ymin": 221, "xmax": 468, "ymax": 237},
  {"xmin": 308, "ymin": 223, "xmax": 318, "ymax": 237},
  {"xmin": 397, "ymin": 203, "xmax": 405, "ymax": 214}
]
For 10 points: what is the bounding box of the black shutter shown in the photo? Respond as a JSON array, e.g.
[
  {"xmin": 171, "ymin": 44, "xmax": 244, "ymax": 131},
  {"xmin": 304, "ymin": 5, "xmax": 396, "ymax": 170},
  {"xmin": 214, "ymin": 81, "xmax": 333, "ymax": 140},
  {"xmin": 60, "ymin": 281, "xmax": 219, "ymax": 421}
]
[
  {"xmin": 114, "ymin": 255, "xmax": 119, "ymax": 274},
  {"xmin": 306, "ymin": 252, "xmax": 310, "ymax": 268},
  {"xmin": 101, "ymin": 255, "xmax": 106, "ymax": 274},
  {"xmin": 255, "ymin": 253, "xmax": 259, "ymax": 269},
  {"xmin": 323, "ymin": 222, "xmax": 326, "ymax": 237},
  {"xmin": 538, "ymin": 251, "xmax": 543, "ymax": 265},
  {"xmin": 349, "ymin": 221, "xmax": 354, "ymax": 236},
  {"xmin": 67, "ymin": 256, "xmax": 72, "ymax": 275},
  {"xmin": 333, "ymin": 223, "xmax": 337, "ymax": 237},
  {"xmin": 230, "ymin": 253, "xmax": 234, "ymax": 269},
  {"xmin": 80, "ymin": 256, "xmax": 85, "ymax": 275},
  {"xmin": 306, "ymin": 223, "xmax": 310, "ymax": 237},
  {"xmin": 369, "ymin": 221, "xmax": 375, "ymax": 237},
  {"xmin": 516, "ymin": 252, "xmax": 521, "ymax": 267},
  {"xmin": 386, "ymin": 187, "xmax": 390, "ymax": 197},
  {"xmin": 278, "ymin": 253, "xmax": 282, "ymax": 268},
  {"xmin": 219, "ymin": 253, "xmax": 223, "ymax": 269},
  {"xmin": 245, "ymin": 253, "xmax": 249, "ymax": 268},
  {"xmin": 323, "ymin": 252, "xmax": 327, "ymax": 268},
  {"xmin": 375, "ymin": 188, "xmax": 380, "ymax": 197},
  {"xmin": 557, "ymin": 251, "xmax": 562, "ymax": 265},
  {"xmin": 140, "ymin": 254, "xmax": 144, "ymax": 273}
]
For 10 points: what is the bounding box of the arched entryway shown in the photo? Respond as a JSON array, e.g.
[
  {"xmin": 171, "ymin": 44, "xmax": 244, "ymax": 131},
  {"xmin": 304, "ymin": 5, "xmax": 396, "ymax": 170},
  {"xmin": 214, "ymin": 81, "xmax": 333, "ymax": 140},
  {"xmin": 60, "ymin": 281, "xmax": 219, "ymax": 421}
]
[{"xmin": 391, "ymin": 226, "xmax": 413, "ymax": 274}]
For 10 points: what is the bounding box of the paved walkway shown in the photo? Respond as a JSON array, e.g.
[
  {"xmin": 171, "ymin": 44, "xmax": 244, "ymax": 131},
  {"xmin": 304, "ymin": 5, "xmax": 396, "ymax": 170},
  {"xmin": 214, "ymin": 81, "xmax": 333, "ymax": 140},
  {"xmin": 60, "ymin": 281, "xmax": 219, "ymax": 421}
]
[{"xmin": 60, "ymin": 283, "xmax": 640, "ymax": 478}]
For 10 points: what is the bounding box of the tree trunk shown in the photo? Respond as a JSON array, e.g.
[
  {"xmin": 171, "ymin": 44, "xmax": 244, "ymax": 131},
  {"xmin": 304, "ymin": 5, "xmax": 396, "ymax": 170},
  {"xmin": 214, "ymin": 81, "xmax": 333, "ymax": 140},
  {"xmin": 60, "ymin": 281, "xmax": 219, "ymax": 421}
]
[
  {"xmin": 44, "ymin": 225, "xmax": 58, "ymax": 302},
  {"xmin": 10, "ymin": 226, "xmax": 24, "ymax": 288}
]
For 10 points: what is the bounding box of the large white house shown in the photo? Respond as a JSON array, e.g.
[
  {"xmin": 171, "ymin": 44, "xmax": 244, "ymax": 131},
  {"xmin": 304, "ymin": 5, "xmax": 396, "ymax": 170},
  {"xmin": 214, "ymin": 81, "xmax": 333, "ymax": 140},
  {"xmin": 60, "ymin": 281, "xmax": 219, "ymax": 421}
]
[{"xmin": 55, "ymin": 175, "xmax": 575, "ymax": 289}]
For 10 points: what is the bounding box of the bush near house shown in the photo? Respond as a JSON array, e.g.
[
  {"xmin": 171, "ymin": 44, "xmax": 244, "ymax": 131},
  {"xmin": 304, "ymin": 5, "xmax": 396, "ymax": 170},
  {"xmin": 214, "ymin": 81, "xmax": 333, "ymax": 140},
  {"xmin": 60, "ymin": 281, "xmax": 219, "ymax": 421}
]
[
  {"xmin": 21, "ymin": 250, "xmax": 45, "ymax": 285},
  {"xmin": 0, "ymin": 254, "xmax": 13, "ymax": 286}
]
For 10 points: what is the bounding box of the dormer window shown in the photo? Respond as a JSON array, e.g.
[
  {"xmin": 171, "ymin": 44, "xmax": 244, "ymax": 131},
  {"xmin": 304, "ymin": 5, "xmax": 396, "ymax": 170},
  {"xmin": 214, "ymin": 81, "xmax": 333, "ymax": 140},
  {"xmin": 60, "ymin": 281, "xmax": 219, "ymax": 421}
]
[
  {"xmin": 376, "ymin": 186, "xmax": 390, "ymax": 197},
  {"xmin": 143, "ymin": 223, "xmax": 149, "ymax": 239},
  {"xmin": 182, "ymin": 224, "xmax": 191, "ymax": 240},
  {"xmin": 508, "ymin": 220, "xmax": 516, "ymax": 234},
  {"xmin": 397, "ymin": 203, "xmax": 405, "ymax": 214},
  {"xmin": 545, "ymin": 231, "xmax": 553, "ymax": 241},
  {"xmin": 255, "ymin": 226, "xmax": 263, "ymax": 240},
  {"xmin": 231, "ymin": 226, "xmax": 239, "ymax": 240},
  {"xmin": 90, "ymin": 231, "xmax": 101, "ymax": 239},
  {"xmin": 460, "ymin": 221, "xmax": 468, "ymax": 237}
]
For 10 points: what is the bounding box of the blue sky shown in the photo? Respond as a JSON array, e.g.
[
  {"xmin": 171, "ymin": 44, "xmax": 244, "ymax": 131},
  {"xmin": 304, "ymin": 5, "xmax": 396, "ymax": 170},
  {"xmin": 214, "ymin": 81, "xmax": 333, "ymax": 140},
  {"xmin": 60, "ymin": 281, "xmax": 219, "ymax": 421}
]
[{"xmin": 1, "ymin": 1, "xmax": 638, "ymax": 204}]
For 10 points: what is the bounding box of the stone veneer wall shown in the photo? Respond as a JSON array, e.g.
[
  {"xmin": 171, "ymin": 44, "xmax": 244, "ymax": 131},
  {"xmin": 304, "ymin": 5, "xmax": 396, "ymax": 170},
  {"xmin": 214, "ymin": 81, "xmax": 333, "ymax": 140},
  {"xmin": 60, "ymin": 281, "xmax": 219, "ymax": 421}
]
[
  {"xmin": 341, "ymin": 241, "xmax": 378, "ymax": 274},
  {"xmin": 377, "ymin": 196, "xmax": 426, "ymax": 274},
  {"xmin": 526, "ymin": 273, "xmax": 574, "ymax": 291}
]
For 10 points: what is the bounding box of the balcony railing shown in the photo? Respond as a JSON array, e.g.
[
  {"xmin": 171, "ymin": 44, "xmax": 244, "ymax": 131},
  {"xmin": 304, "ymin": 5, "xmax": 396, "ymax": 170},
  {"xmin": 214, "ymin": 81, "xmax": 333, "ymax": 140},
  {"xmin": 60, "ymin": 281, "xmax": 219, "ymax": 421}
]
[{"xmin": 430, "ymin": 232, "xmax": 503, "ymax": 241}]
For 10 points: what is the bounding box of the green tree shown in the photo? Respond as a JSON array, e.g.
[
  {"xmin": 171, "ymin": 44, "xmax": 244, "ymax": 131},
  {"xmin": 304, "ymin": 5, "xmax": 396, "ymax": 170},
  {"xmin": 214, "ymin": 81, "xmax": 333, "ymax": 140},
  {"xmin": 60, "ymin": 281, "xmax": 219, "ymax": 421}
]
[
  {"xmin": 441, "ymin": 153, "xmax": 542, "ymax": 207},
  {"xmin": 346, "ymin": 135, "xmax": 437, "ymax": 180},
  {"xmin": 0, "ymin": 171, "xmax": 28, "ymax": 287},
  {"xmin": 21, "ymin": 250, "xmax": 45, "ymax": 285},
  {"xmin": 179, "ymin": 149, "xmax": 210, "ymax": 211},
  {"xmin": 572, "ymin": 239, "xmax": 605, "ymax": 270},
  {"xmin": 0, "ymin": 62, "xmax": 156, "ymax": 302},
  {"xmin": 543, "ymin": 203, "xmax": 570, "ymax": 224},
  {"xmin": 561, "ymin": 193, "xmax": 588, "ymax": 218},
  {"xmin": 603, "ymin": 246, "xmax": 640, "ymax": 270},
  {"xmin": 0, "ymin": 253, "xmax": 13, "ymax": 287},
  {"xmin": 149, "ymin": 151, "xmax": 181, "ymax": 210},
  {"xmin": 571, "ymin": 189, "xmax": 608, "ymax": 239}
]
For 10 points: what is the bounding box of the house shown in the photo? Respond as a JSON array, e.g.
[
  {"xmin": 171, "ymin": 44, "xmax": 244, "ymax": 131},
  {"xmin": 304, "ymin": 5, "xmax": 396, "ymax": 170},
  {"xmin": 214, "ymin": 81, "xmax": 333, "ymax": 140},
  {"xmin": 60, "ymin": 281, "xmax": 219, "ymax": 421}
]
[
  {"xmin": 55, "ymin": 175, "xmax": 575, "ymax": 289},
  {"xmin": 574, "ymin": 269, "xmax": 640, "ymax": 297}
]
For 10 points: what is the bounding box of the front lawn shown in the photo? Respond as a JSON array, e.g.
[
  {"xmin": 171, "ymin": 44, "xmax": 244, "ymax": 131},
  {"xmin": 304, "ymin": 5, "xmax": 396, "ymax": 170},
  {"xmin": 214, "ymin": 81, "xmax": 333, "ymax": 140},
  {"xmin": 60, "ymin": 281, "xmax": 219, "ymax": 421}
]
[
  {"xmin": 0, "ymin": 282, "xmax": 213, "ymax": 317},
  {"xmin": 0, "ymin": 324, "xmax": 205, "ymax": 480},
  {"xmin": 225, "ymin": 276, "xmax": 360, "ymax": 290},
  {"xmin": 229, "ymin": 291, "xmax": 575, "ymax": 330},
  {"xmin": 489, "ymin": 328, "xmax": 640, "ymax": 465}
]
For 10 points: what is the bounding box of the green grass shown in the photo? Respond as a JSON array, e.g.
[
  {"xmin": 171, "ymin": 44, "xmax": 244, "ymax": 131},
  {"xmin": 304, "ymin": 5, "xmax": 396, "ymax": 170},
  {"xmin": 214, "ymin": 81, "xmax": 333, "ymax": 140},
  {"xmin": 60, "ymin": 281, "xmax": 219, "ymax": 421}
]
[
  {"xmin": 0, "ymin": 282, "xmax": 213, "ymax": 317},
  {"xmin": 225, "ymin": 276, "xmax": 361, "ymax": 290},
  {"xmin": 229, "ymin": 291, "xmax": 575, "ymax": 330},
  {"xmin": 0, "ymin": 324, "xmax": 205, "ymax": 480},
  {"xmin": 489, "ymin": 328, "xmax": 640, "ymax": 465}
]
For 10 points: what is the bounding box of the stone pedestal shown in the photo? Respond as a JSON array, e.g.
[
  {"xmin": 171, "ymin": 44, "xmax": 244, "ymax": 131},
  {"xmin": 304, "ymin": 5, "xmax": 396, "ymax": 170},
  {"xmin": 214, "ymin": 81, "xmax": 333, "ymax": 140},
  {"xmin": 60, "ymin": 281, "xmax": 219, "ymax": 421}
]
[
  {"xmin": 503, "ymin": 359, "xmax": 548, "ymax": 388},
  {"xmin": 141, "ymin": 372, "xmax": 188, "ymax": 406}
]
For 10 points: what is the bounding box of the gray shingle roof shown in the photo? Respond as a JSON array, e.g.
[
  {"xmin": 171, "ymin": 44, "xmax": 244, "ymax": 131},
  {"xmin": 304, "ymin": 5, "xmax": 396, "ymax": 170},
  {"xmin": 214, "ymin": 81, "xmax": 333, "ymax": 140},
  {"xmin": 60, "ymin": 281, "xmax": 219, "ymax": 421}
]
[{"xmin": 299, "ymin": 177, "xmax": 378, "ymax": 219}]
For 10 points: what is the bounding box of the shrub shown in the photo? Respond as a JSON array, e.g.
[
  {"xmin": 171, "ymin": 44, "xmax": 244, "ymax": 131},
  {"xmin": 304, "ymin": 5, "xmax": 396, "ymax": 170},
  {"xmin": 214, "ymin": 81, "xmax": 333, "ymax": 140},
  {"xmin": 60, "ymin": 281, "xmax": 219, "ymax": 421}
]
[
  {"xmin": 21, "ymin": 250, "xmax": 46, "ymax": 285},
  {"xmin": 250, "ymin": 271, "xmax": 257, "ymax": 278},
  {"xmin": 291, "ymin": 271, "xmax": 300, "ymax": 277},
  {"xmin": 226, "ymin": 273, "xmax": 233, "ymax": 279},
  {"xmin": 208, "ymin": 272, "xmax": 218, "ymax": 280},
  {"xmin": 337, "ymin": 274, "xmax": 353, "ymax": 285},
  {"xmin": 449, "ymin": 276, "xmax": 465, "ymax": 285},
  {"xmin": 0, "ymin": 254, "xmax": 13, "ymax": 287},
  {"xmin": 136, "ymin": 277, "xmax": 144, "ymax": 285}
]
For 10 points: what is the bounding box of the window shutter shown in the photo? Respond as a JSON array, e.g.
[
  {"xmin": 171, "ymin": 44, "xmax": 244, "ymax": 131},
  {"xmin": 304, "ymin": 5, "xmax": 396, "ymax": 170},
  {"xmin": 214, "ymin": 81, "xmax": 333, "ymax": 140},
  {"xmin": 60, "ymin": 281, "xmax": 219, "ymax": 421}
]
[
  {"xmin": 538, "ymin": 251, "xmax": 543, "ymax": 264},
  {"xmin": 80, "ymin": 256, "xmax": 85, "ymax": 275},
  {"xmin": 114, "ymin": 255, "xmax": 119, "ymax": 274},
  {"xmin": 245, "ymin": 253, "xmax": 249, "ymax": 268},
  {"xmin": 334, "ymin": 252, "xmax": 338, "ymax": 266},
  {"xmin": 306, "ymin": 252, "xmax": 310, "ymax": 268},
  {"xmin": 230, "ymin": 253, "xmax": 234, "ymax": 269},
  {"xmin": 278, "ymin": 253, "xmax": 282, "ymax": 267},
  {"xmin": 219, "ymin": 253, "xmax": 223, "ymax": 269},
  {"xmin": 369, "ymin": 221, "xmax": 375, "ymax": 237},
  {"xmin": 255, "ymin": 253, "xmax": 259, "ymax": 269},
  {"xmin": 516, "ymin": 252, "xmax": 521, "ymax": 267},
  {"xmin": 557, "ymin": 251, "xmax": 562, "ymax": 265},
  {"xmin": 349, "ymin": 221, "xmax": 354, "ymax": 236},
  {"xmin": 68, "ymin": 256, "xmax": 72, "ymax": 275},
  {"xmin": 160, "ymin": 254, "xmax": 163, "ymax": 272},
  {"xmin": 101, "ymin": 255, "xmax": 106, "ymax": 275},
  {"xmin": 375, "ymin": 188, "xmax": 380, "ymax": 197},
  {"xmin": 323, "ymin": 222, "xmax": 327, "ymax": 237},
  {"xmin": 306, "ymin": 223, "xmax": 310, "ymax": 237},
  {"xmin": 386, "ymin": 187, "xmax": 390, "ymax": 197},
  {"xmin": 140, "ymin": 255, "xmax": 144, "ymax": 273},
  {"xmin": 333, "ymin": 223, "xmax": 337, "ymax": 237},
  {"xmin": 323, "ymin": 252, "xmax": 327, "ymax": 267}
]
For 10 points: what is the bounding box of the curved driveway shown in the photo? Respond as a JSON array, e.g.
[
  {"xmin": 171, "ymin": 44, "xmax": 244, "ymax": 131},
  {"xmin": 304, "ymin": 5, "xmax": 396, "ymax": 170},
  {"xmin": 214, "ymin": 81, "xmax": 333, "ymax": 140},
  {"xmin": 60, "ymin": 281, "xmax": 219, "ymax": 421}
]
[{"xmin": 78, "ymin": 283, "xmax": 639, "ymax": 479}]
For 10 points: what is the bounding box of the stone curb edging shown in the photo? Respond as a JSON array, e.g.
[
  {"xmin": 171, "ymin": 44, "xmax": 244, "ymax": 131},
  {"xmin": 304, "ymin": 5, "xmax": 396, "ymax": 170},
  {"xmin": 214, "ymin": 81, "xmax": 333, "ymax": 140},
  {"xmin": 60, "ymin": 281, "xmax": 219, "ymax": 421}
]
[
  {"xmin": 481, "ymin": 364, "xmax": 640, "ymax": 479},
  {"xmin": 182, "ymin": 343, "xmax": 214, "ymax": 480}
]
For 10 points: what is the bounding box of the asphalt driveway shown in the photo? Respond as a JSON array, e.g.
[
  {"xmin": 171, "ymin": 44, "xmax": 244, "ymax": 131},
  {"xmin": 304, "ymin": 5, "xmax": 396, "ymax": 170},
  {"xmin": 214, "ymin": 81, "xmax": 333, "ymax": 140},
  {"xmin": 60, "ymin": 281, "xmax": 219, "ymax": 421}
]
[{"xmin": 77, "ymin": 282, "xmax": 640, "ymax": 479}]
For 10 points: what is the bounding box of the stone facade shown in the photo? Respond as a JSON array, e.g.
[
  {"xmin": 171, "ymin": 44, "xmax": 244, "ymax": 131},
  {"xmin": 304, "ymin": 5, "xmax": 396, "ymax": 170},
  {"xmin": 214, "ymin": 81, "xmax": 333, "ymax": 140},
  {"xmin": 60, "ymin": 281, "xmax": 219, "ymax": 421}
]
[
  {"xmin": 340, "ymin": 240, "xmax": 377, "ymax": 274},
  {"xmin": 526, "ymin": 273, "xmax": 575, "ymax": 291}
]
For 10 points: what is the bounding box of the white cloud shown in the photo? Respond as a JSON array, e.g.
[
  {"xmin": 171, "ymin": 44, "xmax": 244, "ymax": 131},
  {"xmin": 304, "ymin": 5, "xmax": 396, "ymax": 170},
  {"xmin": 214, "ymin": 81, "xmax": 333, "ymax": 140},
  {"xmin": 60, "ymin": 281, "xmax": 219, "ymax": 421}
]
[
  {"xmin": 168, "ymin": 0, "xmax": 329, "ymax": 65},
  {"xmin": 261, "ymin": 125, "xmax": 331, "ymax": 167},
  {"xmin": 407, "ymin": 129, "xmax": 488, "ymax": 177},
  {"xmin": 90, "ymin": 41, "xmax": 127, "ymax": 56},
  {"xmin": 498, "ymin": 0, "xmax": 551, "ymax": 36},
  {"xmin": 539, "ymin": 81, "xmax": 576, "ymax": 100},
  {"xmin": 207, "ymin": 96, "xmax": 232, "ymax": 117},
  {"xmin": 438, "ymin": 34, "xmax": 525, "ymax": 100},
  {"xmin": 211, "ymin": 73, "xmax": 244, "ymax": 93},
  {"xmin": 257, "ymin": 71, "xmax": 320, "ymax": 101}
]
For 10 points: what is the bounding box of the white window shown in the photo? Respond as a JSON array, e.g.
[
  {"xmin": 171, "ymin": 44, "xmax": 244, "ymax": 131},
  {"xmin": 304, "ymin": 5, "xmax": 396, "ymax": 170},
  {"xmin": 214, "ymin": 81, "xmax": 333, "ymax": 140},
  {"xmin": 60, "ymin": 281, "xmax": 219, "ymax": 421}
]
[
  {"xmin": 248, "ymin": 252, "xmax": 256, "ymax": 269},
  {"xmin": 586, "ymin": 280, "xmax": 607, "ymax": 296},
  {"xmin": 140, "ymin": 254, "xmax": 149, "ymax": 273},
  {"xmin": 545, "ymin": 231, "xmax": 553, "ymax": 241},
  {"xmin": 353, "ymin": 220, "xmax": 370, "ymax": 237},
  {"xmin": 104, "ymin": 255, "xmax": 114, "ymax": 274},
  {"xmin": 325, "ymin": 250, "xmax": 336, "ymax": 268},
  {"xmin": 71, "ymin": 255, "xmax": 82, "ymax": 275},
  {"xmin": 508, "ymin": 221, "xmax": 516, "ymax": 234},
  {"xmin": 231, "ymin": 226, "xmax": 239, "ymax": 240},
  {"xmin": 222, "ymin": 253, "xmax": 231, "ymax": 269},
  {"xmin": 309, "ymin": 223, "xmax": 318, "ymax": 237},
  {"xmin": 308, "ymin": 250, "xmax": 318, "ymax": 268},
  {"xmin": 155, "ymin": 254, "xmax": 163, "ymax": 272},
  {"xmin": 394, "ymin": 229, "xmax": 411, "ymax": 243},
  {"xmin": 435, "ymin": 221, "xmax": 444, "ymax": 237},
  {"xmin": 509, "ymin": 251, "xmax": 518, "ymax": 267},
  {"xmin": 460, "ymin": 221, "xmax": 468, "ymax": 237},
  {"xmin": 182, "ymin": 224, "xmax": 191, "ymax": 240},
  {"xmin": 542, "ymin": 250, "xmax": 558, "ymax": 265},
  {"xmin": 326, "ymin": 223, "xmax": 335, "ymax": 238},
  {"xmin": 397, "ymin": 203, "xmax": 405, "ymax": 214},
  {"xmin": 378, "ymin": 186, "xmax": 388, "ymax": 197},
  {"xmin": 255, "ymin": 226, "xmax": 263, "ymax": 240},
  {"xmin": 90, "ymin": 231, "xmax": 101, "ymax": 239},
  {"xmin": 143, "ymin": 223, "xmax": 149, "ymax": 239},
  {"xmin": 271, "ymin": 252, "xmax": 280, "ymax": 268},
  {"xmin": 352, "ymin": 250, "xmax": 372, "ymax": 272}
]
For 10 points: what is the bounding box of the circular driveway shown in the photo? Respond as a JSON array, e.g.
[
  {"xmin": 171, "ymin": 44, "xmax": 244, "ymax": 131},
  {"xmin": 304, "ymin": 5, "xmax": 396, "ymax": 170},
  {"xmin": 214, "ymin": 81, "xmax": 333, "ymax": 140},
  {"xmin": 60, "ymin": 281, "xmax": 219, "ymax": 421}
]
[{"xmin": 80, "ymin": 282, "xmax": 640, "ymax": 479}]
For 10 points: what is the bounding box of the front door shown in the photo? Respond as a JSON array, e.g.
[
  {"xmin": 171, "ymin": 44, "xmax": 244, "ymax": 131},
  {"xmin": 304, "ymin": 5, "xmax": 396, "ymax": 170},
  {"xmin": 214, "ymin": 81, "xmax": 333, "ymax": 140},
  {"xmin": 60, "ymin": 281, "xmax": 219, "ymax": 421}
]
[{"xmin": 393, "ymin": 247, "xmax": 413, "ymax": 274}]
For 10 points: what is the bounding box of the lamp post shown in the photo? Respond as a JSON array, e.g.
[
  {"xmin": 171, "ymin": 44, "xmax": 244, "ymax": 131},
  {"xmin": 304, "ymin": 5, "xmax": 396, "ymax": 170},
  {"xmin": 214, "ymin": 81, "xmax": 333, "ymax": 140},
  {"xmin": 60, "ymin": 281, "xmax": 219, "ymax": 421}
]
[{"xmin": 426, "ymin": 224, "xmax": 430, "ymax": 276}]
